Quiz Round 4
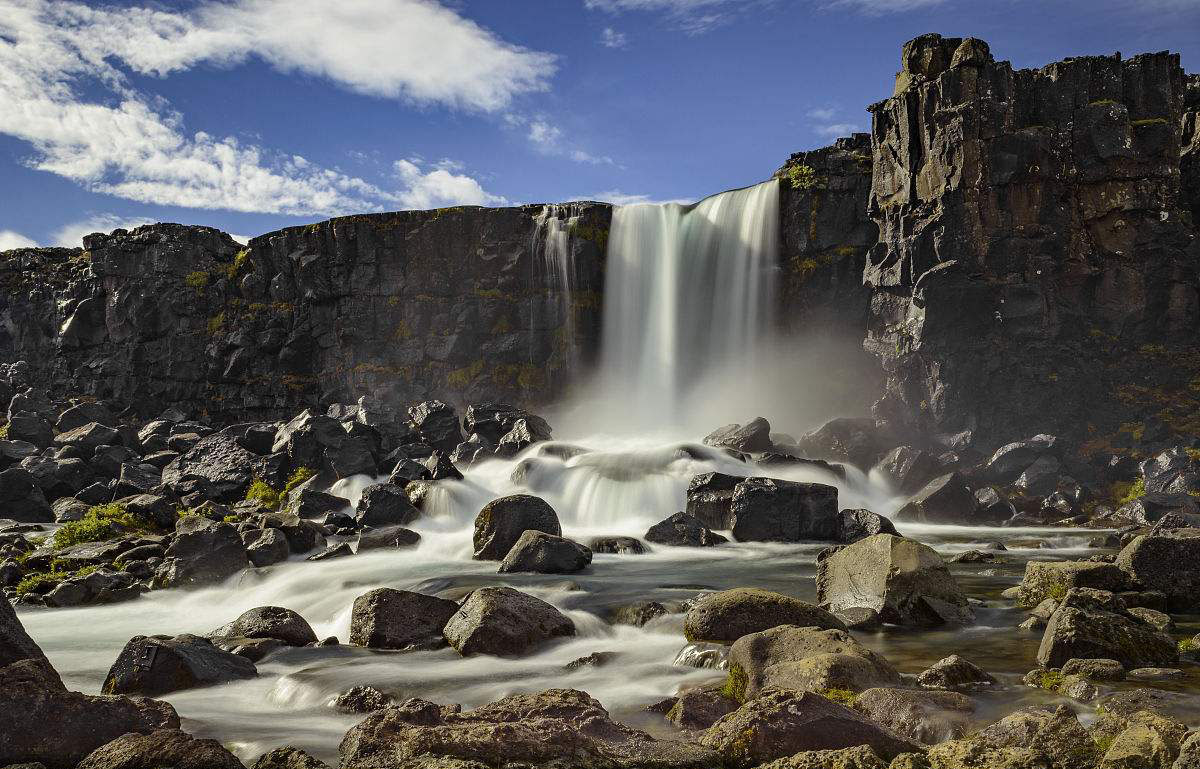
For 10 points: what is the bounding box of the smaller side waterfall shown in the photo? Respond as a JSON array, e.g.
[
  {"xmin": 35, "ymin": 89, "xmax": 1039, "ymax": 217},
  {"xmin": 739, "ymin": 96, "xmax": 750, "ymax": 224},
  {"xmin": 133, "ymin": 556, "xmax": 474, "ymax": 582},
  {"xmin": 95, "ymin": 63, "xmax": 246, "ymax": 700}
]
[{"xmin": 531, "ymin": 205, "xmax": 579, "ymax": 373}]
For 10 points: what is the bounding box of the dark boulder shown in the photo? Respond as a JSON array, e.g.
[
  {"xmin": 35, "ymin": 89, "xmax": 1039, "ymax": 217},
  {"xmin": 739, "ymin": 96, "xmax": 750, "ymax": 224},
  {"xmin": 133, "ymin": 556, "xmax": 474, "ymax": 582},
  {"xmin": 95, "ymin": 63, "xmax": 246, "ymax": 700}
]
[
  {"xmin": 114, "ymin": 463, "xmax": 160, "ymax": 498},
  {"xmin": 644, "ymin": 512, "xmax": 727, "ymax": 547},
  {"xmin": 210, "ymin": 606, "xmax": 317, "ymax": 647},
  {"xmin": 1, "ymin": 591, "xmax": 54, "ymax": 674},
  {"xmin": 450, "ymin": 433, "xmax": 495, "ymax": 466},
  {"xmin": 8, "ymin": 412, "xmax": 53, "ymax": 448},
  {"xmin": 854, "ymin": 687, "xmax": 973, "ymax": 745},
  {"xmin": 703, "ymin": 417, "xmax": 773, "ymax": 453},
  {"xmin": 355, "ymin": 483, "xmax": 419, "ymax": 528},
  {"xmin": 420, "ymin": 450, "xmax": 463, "ymax": 480},
  {"xmin": 872, "ymin": 446, "xmax": 942, "ymax": 495},
  {"xmin": 155, "ymin": 517, "xmax": 249, "ymax": 588},
  {"xmin": 332, "ymin": 685, "xmax": 395, "ymax": 714},
  {"xmin": 442, "ymin": 586, "xmax": 574, "ymax": 657},
  {"xmin": 19, "ymin": 456, "xmax": 91, "ymax": 500},
  {"xmin": 76, "ymin": 729, "xmax": 245, "ymax": 769},
  {"xmin": 463, "ymin": 403, "xmax": 552, "ymax": 445},
  {"xmin": 56, "ymin": 403, "xmax": 116, "ymax": 433},
  {"xmin": 161, "ymin": 434, "xmax": 272, "ymax": 503},
  {"xmin": 495, "ymin": 418, "xmax": 555, "ymax": 457},
  {"xmin": 271, "ymin": 410, "xmax": 346, "ymax": 471},
  {"xmin": 356, "ymin": 525, "xmax": 421, "ymax": 551},
  {"xmin": 349, "ymin": 588, "xmax": 459, "ymax": 650},
  {"xmin": 1015, "ymin": 455, "xmax": 1061, "ymax": 497},
  {"xmin": 54, "ymin": 422, "xmax": 120, "ymax": 456},
  {"xmin": 103, "ymin": 634, "xmax": 257, "ymax": 696},
  {"xmin": 1037, "ymin": 588, "xmax": 1178, "ymax": 669},
  {"xmin": 472, "ymin": 494, "xmax": 561, "ymax": 560},
  {"xmin": 288, "ymin": 488, "xmax": 346, "ymax": 520},
  {"xmin": 0, "ymin": 467, "xmax": 52, "ymax": 522},
  {"xmin": 794, "ymin": 417, "xmax": 889, "ymax": 469},
  {"xmin": 0, "ymin": 657, "xmax": 180, "ymax": 769},
  {"xmin": 327, "ymin": 435, "xmax": 378, "ymax": 479},
  {"xmin": 836, "ymin": 508, "xmax": 899, "ymax": 544},
  {"xmin": 498, "ymin": 531, "xmax": 592, "ymax": 574},
  {"xmin": 730, "ymin": 478, "xmax": 839, "ymax": 542},
  {"xmin": 984, "ymin": 435, "xmax": 1057, "ymax": 482},
  {"xmin": 685, "ymin": 472, "xmax": 741, "ymax": 530},
  {"xmin": 973, "ymin": 487, "xmax": 1016, "ymax": 523},
  {"xmin": 407, "ymin": 400, "xmax": 462, "ymax": 454},
  {"xmin": 895, "ymin": 472, "xmax": 976, "ymax": 524},
  {"xmin": 1115, "ymin": 529, "xmax": 1200, "ymax": 611},
  {"xmin": 916, "ymin": 654, "xmax": 997, "ymax": 691},
  {"xmin": 588, "ymin": 536, "xmax": 646, "ymax": 555},
  {"xmin": 121, "ymin": 494, "xmax": 177, "ymax": 530},
  {"xmin": 1116, "ymin": 492, "xmax": 1200, "ymax": 525},
  {"xmin": 244, "ymin": 528, "xmax": 290, "ymax": 567}
]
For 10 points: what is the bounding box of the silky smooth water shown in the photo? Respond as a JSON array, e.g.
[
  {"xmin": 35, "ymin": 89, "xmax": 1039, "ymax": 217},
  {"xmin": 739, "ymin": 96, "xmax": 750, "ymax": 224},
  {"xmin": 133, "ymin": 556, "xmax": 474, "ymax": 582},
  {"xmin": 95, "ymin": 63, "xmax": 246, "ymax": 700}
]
[
  {"xmin": 596, "ymin": 181, "xmax": 779, "ymax": 426},
  {"xmin": 18, "ymin": 437, "xmax": 1115, "ymax": 763}
]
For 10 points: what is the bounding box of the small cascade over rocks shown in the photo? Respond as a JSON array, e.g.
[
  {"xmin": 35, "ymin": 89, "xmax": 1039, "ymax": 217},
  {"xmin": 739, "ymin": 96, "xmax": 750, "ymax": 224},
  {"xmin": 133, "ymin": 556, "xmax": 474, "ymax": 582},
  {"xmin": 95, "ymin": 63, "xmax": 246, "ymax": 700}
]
[{"xmin": 530, "ymin": 203, "xmax": 590, "ymax": 379}]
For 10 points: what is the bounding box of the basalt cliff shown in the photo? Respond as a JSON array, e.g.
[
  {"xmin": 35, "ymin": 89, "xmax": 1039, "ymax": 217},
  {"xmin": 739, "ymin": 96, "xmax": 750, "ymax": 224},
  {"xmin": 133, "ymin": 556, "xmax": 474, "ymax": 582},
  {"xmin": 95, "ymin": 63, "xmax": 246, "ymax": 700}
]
[{"xmin": 1, "ymin": 34, "xmax": 1197, "ymax": 454}]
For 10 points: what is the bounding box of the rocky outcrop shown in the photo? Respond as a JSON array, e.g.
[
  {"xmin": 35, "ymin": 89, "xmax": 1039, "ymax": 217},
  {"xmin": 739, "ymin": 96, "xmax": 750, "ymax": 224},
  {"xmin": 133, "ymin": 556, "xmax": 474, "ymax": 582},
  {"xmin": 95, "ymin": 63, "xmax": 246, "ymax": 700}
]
[
  {"xmin": 864, "ymin": 33, "xmax": 1200, "ymax": 449},
  {"xmin": 682, "ymin": 588, "xmax": 845, "ymax": 644}
]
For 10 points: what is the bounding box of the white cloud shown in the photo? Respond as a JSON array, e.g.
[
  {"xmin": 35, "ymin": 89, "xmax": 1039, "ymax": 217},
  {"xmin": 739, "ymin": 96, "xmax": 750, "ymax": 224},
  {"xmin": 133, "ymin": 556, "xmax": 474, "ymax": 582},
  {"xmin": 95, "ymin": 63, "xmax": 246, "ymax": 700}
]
[
  {"xmin": 0, "ymin": 0, "xmax": 513, "ymax": 216},
  {"xmin": 600, "ymin": 27, "xmax": 628, "ymax": 47},
  {"xmin": 51, "ymin": 214, "xmax": 155, "ymax": 248},
  {"xmin": 584, "ymin": 0, "xmax": 752, "ymax": 33},
  {"xmin": 807, "ymin": 107, "xmax": 837, "ymax": 121},
  {"xmin": 52, "ymin": 0, "xmax": 557, "ymax": 112},
  {"xmin": 825, "ymin": 0, "xmax": 947, "ymax": 12},
  {"xmin": 0, "ymin": 230, "xmax": 38, "ymax": 250},
  {"xmin": 526, "ymin": 119, "xmax": 615, "ymax": 165},
  {"xmin": 814, "ymin": 122, "xmax": 860, "ymax": 138},
  {"xmin": 576, "ymin": 189, "xmax": 695, "ymax": 205},
  {"xmin": 392, "ymin": 158, "xmax": 507, "ymax": 210}
]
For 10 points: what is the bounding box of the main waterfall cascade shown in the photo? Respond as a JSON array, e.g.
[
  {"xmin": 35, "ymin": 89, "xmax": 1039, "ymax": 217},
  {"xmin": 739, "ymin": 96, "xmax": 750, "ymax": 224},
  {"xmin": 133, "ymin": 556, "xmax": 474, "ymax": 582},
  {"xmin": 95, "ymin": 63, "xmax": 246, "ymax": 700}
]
[{"xmin": 597, "ymin": 180, "xmax": 780, "ymax": 423}]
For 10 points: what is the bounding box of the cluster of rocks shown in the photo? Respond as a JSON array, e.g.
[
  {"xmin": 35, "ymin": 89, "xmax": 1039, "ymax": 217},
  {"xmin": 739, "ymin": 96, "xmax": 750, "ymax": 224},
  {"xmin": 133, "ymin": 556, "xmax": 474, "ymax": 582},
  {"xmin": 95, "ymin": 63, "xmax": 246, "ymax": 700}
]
[{"xmin": 0, "ymin": 384, "xmax": 557, "ymax": 607}]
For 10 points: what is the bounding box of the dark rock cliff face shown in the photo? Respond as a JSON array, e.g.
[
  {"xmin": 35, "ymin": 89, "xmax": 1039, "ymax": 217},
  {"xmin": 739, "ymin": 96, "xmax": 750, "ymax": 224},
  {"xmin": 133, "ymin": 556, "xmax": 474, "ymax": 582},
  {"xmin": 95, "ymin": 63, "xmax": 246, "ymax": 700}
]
[
  {"xmin": 0, "ymin": 206, "xmax": 608, "ymax": 421},
  {"xmin": 863, "ymin": 34, "xmax": 1200, "ymax": 450}
]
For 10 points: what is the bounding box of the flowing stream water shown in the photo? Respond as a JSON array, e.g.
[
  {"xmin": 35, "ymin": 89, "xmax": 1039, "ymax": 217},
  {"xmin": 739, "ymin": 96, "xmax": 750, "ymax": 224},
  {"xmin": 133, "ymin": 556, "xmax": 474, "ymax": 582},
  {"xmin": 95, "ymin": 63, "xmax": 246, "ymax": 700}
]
[{"xmin": 13, "ymin": 180, "xmax": 1177, "ymax": 763}]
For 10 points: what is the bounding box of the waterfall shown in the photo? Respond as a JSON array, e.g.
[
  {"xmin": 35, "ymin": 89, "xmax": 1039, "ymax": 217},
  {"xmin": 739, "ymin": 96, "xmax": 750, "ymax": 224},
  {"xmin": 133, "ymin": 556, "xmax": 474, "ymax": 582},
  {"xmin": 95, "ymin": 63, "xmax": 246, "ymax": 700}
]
[
  {"xmin": 530, "ymin": 204, "xmax": 583, "ymax": 375},
  {"xmin": 596, "ymin": 180, "xmax": 779, "ymax": 423}
]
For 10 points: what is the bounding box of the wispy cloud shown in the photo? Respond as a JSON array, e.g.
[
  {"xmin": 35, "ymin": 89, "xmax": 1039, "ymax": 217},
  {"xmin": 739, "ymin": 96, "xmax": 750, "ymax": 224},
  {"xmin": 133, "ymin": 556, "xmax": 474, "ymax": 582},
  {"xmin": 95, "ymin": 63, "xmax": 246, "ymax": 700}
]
[
  {"xmin": 526, "ymin": 119, "xmax": 616, "ymax": 166},
  {"xmin": 824, "ymin": 0, "xmax": 948, "ymax": 13},
  {"xmin": 0, "ymin": 0, "xmax": 537, "ymax": 216},
  {"xmin": 0, "ymin": 230, "xmax": 38, "ymax": 250},
  {"xmin": 805, "ymin": 106, "xmax": 863, "ymax": 140},
  {"xmin": 575, "ymin": 189, "xmax": 695, "ymax": 205},
  {"xmin": 51, "ymin": 214, "xmax": 155, "ymax": 248},
  {"xmin": 600, "ymin": 27, "xmax": 628, "ymax": 47},
  {"xmin": 584, "ymin": 0, "xmax": 744, "ymax": 34}
]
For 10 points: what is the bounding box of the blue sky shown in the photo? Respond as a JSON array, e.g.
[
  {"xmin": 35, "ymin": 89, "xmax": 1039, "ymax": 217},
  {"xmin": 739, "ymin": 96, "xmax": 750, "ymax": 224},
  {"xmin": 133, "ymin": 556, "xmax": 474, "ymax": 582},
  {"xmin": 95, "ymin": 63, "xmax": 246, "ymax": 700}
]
[{"xmin": 1, "ymin": 0, "xmax": 1198, "ymax": 249}]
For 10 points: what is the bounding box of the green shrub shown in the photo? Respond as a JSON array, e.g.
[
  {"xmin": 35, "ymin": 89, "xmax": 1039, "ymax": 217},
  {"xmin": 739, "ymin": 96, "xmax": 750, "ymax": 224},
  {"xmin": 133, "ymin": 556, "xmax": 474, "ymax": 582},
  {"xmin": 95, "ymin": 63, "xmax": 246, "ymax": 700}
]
[
  {"xmin": 1116, "ymin": 478, "xmax": 1146, "ymax": 507},
  {"xmin": 14, "ymin": 564, "xmax": 99, "ymax": 596},
  {"xmin": 1179, "ymin": 638, "xmax": 1198, "ymax": 653},
  {"xmin": 282, "ymin": 467, "xmax": 315, "ymax": 496},
  {"xmin": 185, "ymin": 271, "xmax": 209, "ymax": 289},
  {"xmin": 0, "ymin": 423, "xmax": 8, "ymax": 439},
  {"xmin": 245, "ymin": 479, "xmax": 281, "ymax": 511},
  {"xmin": 53, "ymin": 503, "xmax": 151, "ymax": 549},
  {"xmin": 783, "ymin": 163, "xmax": 826, "ymax": 192}
]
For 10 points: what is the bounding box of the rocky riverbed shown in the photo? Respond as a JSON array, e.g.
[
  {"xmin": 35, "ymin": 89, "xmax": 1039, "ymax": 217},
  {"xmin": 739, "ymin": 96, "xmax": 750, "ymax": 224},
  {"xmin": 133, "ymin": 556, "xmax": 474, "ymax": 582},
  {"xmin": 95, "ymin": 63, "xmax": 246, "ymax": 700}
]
[{"xmin": 4, "ymin": 378, "xmax": 1200, "ymax": 768}]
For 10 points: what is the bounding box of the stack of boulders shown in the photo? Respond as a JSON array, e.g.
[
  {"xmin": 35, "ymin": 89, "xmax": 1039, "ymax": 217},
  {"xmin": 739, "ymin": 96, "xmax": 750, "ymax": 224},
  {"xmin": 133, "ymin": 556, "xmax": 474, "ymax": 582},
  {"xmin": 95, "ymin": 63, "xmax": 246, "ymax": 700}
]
[{"xmin": 0, "ymin": 391, "xmax": 558, "ymax": 608}]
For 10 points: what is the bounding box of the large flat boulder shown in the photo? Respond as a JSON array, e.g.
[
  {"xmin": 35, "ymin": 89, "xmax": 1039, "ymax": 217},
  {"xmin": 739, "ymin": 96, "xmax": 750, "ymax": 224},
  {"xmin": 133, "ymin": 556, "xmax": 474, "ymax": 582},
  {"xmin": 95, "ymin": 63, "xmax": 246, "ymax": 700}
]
[
  {"xmin": 699, "ymin": 690, "xmax": 920, "ymax": 768},
  {"xmin": 349, "ymin": 588, "xmax": 459, "ymax": 650},
  {"xmin": 472, "ymin": 494, "xmax": 561, "ymax": 560},
  {"xmin": 817, "ymin": 534, "xmax": 974, "ymax": 626},
  {"xmin": 442, "ymin": 586, "xmax": 574, "ymax": 657},
  {"xmin": 726, "ymin": 625, "xmax": 901, "ymax": 702},
  {"xmin": 683, "ymin": 588, "xmax": 846, "ymax": 644},
  {"xmin": 209, "ymin": 606, "xmax": 317, "ymax": 648},
  {"xmin": 730, "ymin": 478, "xmax": 839, "ymax": 542},
  {"xmin": 339, "ymin": 688, "xmax": 717, "ymax": 769},
  {"xmin": 103, "ymin": 634, "xmax": 258, "ymax": 696},
  {"xmin": 644, "ymin": 512, "xmax": 727, "ymax": 547}
]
